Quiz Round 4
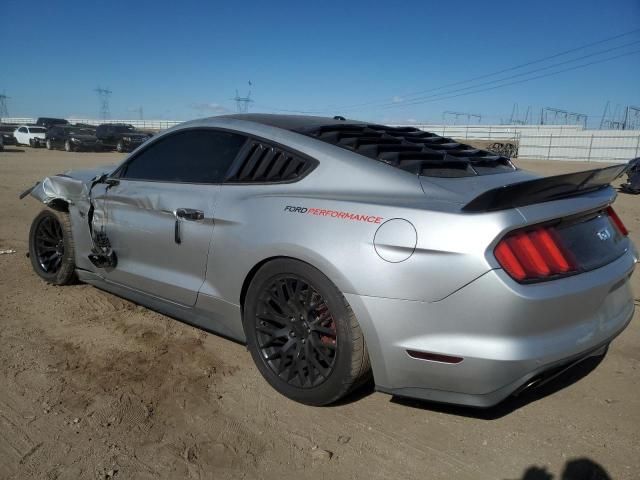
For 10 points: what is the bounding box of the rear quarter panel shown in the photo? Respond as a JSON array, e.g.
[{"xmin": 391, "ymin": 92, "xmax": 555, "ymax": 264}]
[{"xmin": 201, "ymin": 181, "xmax": 526, "ymax": 306}]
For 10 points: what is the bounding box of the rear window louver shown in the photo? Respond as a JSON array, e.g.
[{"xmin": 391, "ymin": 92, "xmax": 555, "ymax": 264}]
[
  {"xmin": 226, "ymin": 141, "xmax": 316, "ymax": 183},
  {"xmin": 300, "ymin": 124, "xmax": 515, "ymax": 177}
]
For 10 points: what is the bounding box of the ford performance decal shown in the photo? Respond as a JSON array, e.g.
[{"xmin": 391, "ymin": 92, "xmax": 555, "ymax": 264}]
[{"xmin": 284, "ymin": 206, "xmax": 383, "ymax": 224}]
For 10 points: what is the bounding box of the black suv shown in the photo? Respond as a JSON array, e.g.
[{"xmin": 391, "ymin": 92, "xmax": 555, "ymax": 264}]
[
  {"xmin": 45, "ymin": 125, "xmax": 101, "ymax": 152},
  {"xmin": 96, "ymin": 123, "xmax": 151, "ymax": 152},
  {"xmin": 36, "ymin": 117, "xmax": 69, "ymax": 129},
  {"xmin": 0, "ymin": 124, "xmax": 18, "ymax": 145}
]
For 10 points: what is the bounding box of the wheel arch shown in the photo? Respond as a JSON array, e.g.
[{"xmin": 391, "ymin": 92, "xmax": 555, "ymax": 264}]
[{"xmin": 238, "ymin": 254, "xmax": 355, "ymax": 316}]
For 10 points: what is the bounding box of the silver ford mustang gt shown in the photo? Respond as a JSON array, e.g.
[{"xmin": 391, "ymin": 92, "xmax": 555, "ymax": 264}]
[{"xmin": 23, "ymin": 114, "xmax": 636, "ymax": 407}]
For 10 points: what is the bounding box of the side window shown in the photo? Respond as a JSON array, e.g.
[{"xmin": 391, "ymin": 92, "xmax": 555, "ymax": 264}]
[
  {"xmin": 19, "ymin": 127, "xmax": 27, "ymax": 133},
  {"xmin": 121, "ymin": 129, "xmax": 247, "ymax": 183}
]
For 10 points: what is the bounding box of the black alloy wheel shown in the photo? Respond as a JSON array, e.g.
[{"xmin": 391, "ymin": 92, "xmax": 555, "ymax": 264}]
[
  {"xmin": 33, "ymin": 214, "xmax": 65, "ymax": 274},
  {"xmin": 256, "ymin": 275, "xmax": 338, "ymax": 389},
  {"xmin": 244, "ymin": 259, "xmax": 371, "ymax": 406},
  {"xmin": 28, "ymin": 210, "xmax": 77, "ymax": 285}
]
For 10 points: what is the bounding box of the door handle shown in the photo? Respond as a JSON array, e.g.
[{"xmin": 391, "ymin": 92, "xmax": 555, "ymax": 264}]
[
  {"xmin": 175, "ymin": 208, "xmax": 204, "ymax": 221},
  {"xmin": 174, "ymin": 208, "xmax": 204, "ymax": 244}
]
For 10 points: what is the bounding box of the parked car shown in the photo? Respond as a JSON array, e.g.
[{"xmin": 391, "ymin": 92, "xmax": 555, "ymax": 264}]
[
  {"xmin": 21, "ymin": 114, "xmax": 637, "ymax": 407},
  {"xmin": 45, "ymin": 125, "xmax": 100, "ymax": 152},
  {"xmin": 0, "ymin": 124, "xmax": 18, "ymax": 146},
  {"xmin": 36, "ymin": 117, "xmax": 69, "ymax": 129},
  {"xmin": 96, "ymin": 123, "xmax": 151, "ymax": 152},
  {"xmin": 14, "ymin": 125, "xmax": 47, "ymax": 147}
]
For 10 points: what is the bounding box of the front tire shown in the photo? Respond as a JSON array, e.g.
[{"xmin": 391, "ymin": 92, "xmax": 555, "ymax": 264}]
[
  {"xmin": 46, "ymin": 139, "xmax": 52, "ymax": 150},
  {"xmin": 244, "ymin": 259, "xmax": 371, "ymax": 406},
  {"xmin": 64, "ymin": 140, "xmax": 73, "ymax": 152},
  {"xmin": 116, "ymin": 140, "xmax": 125, "ymax": 153},
  {"xmin": 28, "ymin": 209, "xmax": 76, "ymax": 285}
]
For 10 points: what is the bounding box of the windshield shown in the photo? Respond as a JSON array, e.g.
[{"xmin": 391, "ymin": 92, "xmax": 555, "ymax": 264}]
[{"xmin": 28, "ymin": 127, "xmax": 47, "ymax": 133}]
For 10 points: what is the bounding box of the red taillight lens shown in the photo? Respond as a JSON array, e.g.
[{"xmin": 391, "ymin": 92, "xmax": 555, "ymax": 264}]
[
  {"xmin": 494, "ymin": 226, "xmax": 576, "ymax": 282},
  {"xmin": 606, "ymin": 206, "xmax": 628, "ymax": 236}
]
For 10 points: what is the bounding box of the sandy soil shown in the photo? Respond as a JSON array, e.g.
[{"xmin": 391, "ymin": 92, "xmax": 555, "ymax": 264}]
[{"xmin": 0, "ymin": 147, "xmax": 638, "ymax": 480}]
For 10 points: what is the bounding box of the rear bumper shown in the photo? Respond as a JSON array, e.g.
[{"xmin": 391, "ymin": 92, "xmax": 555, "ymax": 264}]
[{"xmin": 347, "ymin": 248, "xmax": 636, "ymax": 408}]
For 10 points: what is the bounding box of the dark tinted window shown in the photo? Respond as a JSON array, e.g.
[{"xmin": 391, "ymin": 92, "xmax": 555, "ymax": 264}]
[{"xmin": 121, "ymin": 129, "xmax": 247, "ymax": 183}]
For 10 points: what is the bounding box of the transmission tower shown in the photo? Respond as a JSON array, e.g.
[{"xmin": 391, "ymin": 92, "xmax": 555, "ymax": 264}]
[
  {"xmin": 0, "ymin": 92, "xmax": 9, "ymax": 118},
  {"xmin": 509, "ymin": 104, "xmax": 531, "ymax": 125},
  {"xmin": 94, "ymin": 86, "xmax": 112, "ymax": 119},
  {"xmin": 234, "ymin": 89, "xmax": 253, "ymax": 113},
  {"xmin": 540, "ymin": 107, "xmax": 587, "ymax": 128},
  {"xmin": 622, "ymin": 106, "xmax": 640, "ymax": 130},
  {"xmin": 442, "ymin": 111, "xmax": 482, "ymax": 124},
  {"xmin": 599, "ymin": 101, "xmax": 627, "ymax": 130}
]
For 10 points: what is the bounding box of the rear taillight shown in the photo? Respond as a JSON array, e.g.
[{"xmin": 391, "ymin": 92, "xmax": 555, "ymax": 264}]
[
  {"xmin": 606, "ymin": 206, "xmax": 628, "ymax": 236},
  {"xmin": 494, "ymin": 226, "xmax": 576, "ymax": 282},
  {"xmin": 495, "ymin": 206, "xmax": 628, "ymax": 283}
]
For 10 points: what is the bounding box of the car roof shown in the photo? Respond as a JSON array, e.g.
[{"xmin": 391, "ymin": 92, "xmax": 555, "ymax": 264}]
[
  {"xmin": 217, "ymin": 113, "xmax": 365, "ymax": 131},
  {"xmin": 212, "ymin": 114, "xmax": 514, "ymax": 178}
]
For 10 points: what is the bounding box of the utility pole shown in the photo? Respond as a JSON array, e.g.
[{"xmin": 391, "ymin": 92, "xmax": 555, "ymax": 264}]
[
  {"xmin": 234, "ymin": 89, "xmax": 253, "ymax": 113},
  {"xmin": 0, "ymin": 91, "xmax": 9, "ymax": 118},
  {"xmin": 94, "ymin": 86, "xmax": 112, "ymax": 120}
]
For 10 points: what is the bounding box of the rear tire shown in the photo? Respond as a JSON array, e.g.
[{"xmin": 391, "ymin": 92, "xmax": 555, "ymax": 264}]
[
  {"xmin": 244, "ymin": 259, "xmax": 371, "ymax": 406},
  {"xmin": 28, "ymin": 209, "xmax": 76, "ymax": 285},
  {"xmin": 46, "ymin": 139, "xmax": 52, "ymax": 150}
]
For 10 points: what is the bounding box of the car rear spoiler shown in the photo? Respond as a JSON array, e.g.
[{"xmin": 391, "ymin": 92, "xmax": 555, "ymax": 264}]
[{"xmin": 462, "ymin": 164, "xmax": 627, "ymax": 213}]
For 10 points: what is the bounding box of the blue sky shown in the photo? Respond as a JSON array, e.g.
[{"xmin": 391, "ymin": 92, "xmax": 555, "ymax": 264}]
[{"xmin": 1, "ymin": 0, "xmax": 639, "ymax": 126}]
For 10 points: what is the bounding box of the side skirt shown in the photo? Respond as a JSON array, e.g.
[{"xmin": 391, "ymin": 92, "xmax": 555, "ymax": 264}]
[{"xmin": 76, "ymin": 270, "xmax": 246, "ymax": 344}]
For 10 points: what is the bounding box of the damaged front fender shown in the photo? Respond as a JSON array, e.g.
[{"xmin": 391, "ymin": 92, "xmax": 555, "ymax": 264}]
[
  {"xmin": 21, "ymin": 175, "xmax": 89, "ymax": 212},
  {"xmin": 20, "ymin": 164, "xmax": 115, "ymax": 211}
]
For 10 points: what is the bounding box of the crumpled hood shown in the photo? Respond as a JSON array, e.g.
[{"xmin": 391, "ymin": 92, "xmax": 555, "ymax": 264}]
[
  {"xmin": 25, "ymin": 164, "xmax": 117, "ymax": 208},
  {"xmin": 62, "ymin": 164, "xmax": 117, "ymax": 182}
]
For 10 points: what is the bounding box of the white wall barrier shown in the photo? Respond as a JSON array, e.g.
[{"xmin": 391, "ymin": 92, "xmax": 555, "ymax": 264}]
[{"xmin": 3, "ymin": 117, "xmax": 639, "ymax": 163}]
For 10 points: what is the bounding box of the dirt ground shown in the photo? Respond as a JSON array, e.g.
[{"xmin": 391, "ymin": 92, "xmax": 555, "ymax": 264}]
[{"xmin": 0, "ymin": 147, "xmax": 638, "ymax": 480}]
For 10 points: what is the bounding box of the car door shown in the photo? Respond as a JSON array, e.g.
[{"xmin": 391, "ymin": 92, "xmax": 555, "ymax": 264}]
[
  {"xmin": 16, "ymin": 127, "xmax": 27, "ymax": 144},
  {"xmin": 94, "ymin": 128, "xmax": 247, "ymax": 306}
]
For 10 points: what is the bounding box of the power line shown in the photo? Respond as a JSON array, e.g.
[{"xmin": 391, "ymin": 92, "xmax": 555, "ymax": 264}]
[
  {"xmin": 331, "ymin": 27, "xmax": 640, "ymax": 112},
  {"xmin": 377, "ymin": 48, "xmax": 640, "ymax": 109},
  {"xmin": 261, "ymin": 28, "xmax": 640, "ymax": 115},
  {"xmin": 368, "ymin": 39, "xmax": 640, "ymax": 110}
]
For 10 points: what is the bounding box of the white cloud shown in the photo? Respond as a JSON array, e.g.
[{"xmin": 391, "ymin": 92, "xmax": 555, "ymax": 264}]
[
  {"xmin": 189, "ymin": 102, "xmax": 230, "ymax": 114},
  {"xmin": 392, "ymin": 96, "xmax": 404, "ymax": 103}
]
